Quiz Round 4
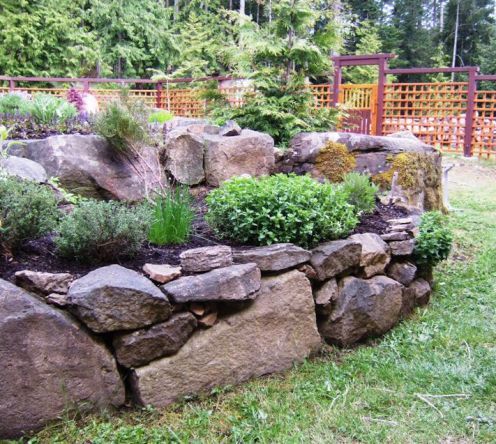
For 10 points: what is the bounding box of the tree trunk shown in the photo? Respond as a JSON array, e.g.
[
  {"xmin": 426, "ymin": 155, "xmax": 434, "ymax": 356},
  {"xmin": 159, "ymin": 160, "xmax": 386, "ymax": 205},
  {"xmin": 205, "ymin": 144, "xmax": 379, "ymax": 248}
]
[
  {"xmin": 174, "ymin": 0, "xmax": 180, "ymax": 20},
  {"xmin": 239, "ymin": 0, "xmax": 245, "ymax": 15},
  {"xmin": 451, "ymin": 0, "xmax": 460, "ymax": 81}
]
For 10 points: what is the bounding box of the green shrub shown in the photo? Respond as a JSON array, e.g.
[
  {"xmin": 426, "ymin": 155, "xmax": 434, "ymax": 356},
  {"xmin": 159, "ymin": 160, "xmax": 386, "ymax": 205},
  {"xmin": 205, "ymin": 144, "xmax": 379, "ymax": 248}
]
[
  {"xmin": 0, "ymin": 94, "xmax": 27, "ymax": 114},
  {"xmin": 148, "ymin": 188, "xmax": 194, "ymax": 245},
  {"xmin": 94, "ymin": 100, "xmax": 148, "ymax": 153},
  {"xmin": 0, "ymin": 176, "xmax": 60, "ymax": 251},
  {"xmin": 23, "ymin": 94, "xmax": 77, "ymax": 124},
  {"xmin": 341, "ymin": 172, "xmax": 379, "ymax": 214},
  {"xmin": 211, "ymin": 73, "xmax": 340, "ymax": 147},
  {"xmin": 148, "ymin": 110, "xmax": 174, "ymax": 124},
  {"xmin": 414, "ymin": 211, "xmax": 453, "ymax": 267},
  {"xmin": 206, "ymin": 174, "xmax": 359, "ymax": 248},
  {"xmin": 55, "ymin": 200, "xmax": 151, "ymax": 262}
]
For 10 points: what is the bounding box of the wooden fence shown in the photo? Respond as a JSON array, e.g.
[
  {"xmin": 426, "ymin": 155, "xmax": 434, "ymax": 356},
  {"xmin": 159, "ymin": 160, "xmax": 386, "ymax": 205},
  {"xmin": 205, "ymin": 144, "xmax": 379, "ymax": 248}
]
[{"xmin": 2, "ymin": 64, "xmax": 496, "ymax": 157}]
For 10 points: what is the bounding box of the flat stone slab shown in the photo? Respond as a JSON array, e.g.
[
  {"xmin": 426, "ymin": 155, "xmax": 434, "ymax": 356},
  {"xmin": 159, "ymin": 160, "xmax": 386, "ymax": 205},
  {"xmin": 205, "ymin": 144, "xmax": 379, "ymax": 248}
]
[
  {"xmin": 179, "ymin": 245, "xmax": 233, "ymax": 273},
  {"xmin": 161, "ymin": 263, "xmax": 261, "ymax": 303},
  {"xmin": 67, "ymin": 265, "xmax": 172, "ymax": 333},
  {"xmin": 15, "ymin": 270, "xmax": 73, "ymax": 296},
  {"xmin": 233, "ymin": 243, "xmax": 310, "ymax": 271},
  {"xmin": 0, "ymin": 279, "xmax": 124, "ymax": 439},
  {"xmin": 310, "ymin": 240, "xmax": 362, "ymax": 280},
  {"xmin": 143, "ymin": 263, "xmax": 182, "ymax": 284},
  {"xmin": 130, "ymin": 270, "xmax": 321, "ymax": 407},
  {"xmin": 112, "ymin": 312, "xmax": 197, "ymax": 368},
  {"xmin": 381, "ymin": 231, "xmax": 410, "ymax": 242}
]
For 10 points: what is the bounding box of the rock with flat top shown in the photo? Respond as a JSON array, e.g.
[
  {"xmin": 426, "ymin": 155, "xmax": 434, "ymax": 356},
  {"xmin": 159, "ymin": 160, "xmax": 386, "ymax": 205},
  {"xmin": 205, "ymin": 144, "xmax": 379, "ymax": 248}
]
[
  {"xmin": 143, "ymin": 264, "xmax": 182, "ymax": 284},
  {"xmin": 15, "ymin": 270, "xmax": 73, "ymax": 296},
  {"xmin": 67, "ymin": 265, "xmax": 172, "ymax": 333},
  {"xmin": 204, "ymin": 129, "xmax": 275, "ymax": 186},
  {"xmin": 161, "ymin": 263, "xmax": 261, "ymax": 303},
  {"xmin": 233, "ymin": 243, "xmax": 310, "ymax": 271},
  {"xmin": 389, "ymin": 239, "xmax": 415, "ymax": 256},
  {"xmin": 310, "ymin": 240, "xmax": 362, "ymax": 280},
  {"xmin": 130, "ymin": 270, "xmax": 321, "ymax": 407},
  {"xmin": 112, "ymin": 312, "xmax": 197, "ymax": 368},
  {"xmin": 179, "ymin": 245, "xmax": 233, "ymax": 273}
]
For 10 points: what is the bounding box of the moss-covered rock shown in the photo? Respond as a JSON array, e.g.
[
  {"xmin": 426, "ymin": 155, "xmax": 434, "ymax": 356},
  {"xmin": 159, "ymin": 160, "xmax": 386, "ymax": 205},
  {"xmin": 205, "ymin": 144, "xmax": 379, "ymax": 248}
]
[
  {"xmin": 372, "ymin": 152, "xmax": 443, "ymax": 211},
  {"xmin": 314, "ymin": 141, "xmax": 356, "ymax": 182}
]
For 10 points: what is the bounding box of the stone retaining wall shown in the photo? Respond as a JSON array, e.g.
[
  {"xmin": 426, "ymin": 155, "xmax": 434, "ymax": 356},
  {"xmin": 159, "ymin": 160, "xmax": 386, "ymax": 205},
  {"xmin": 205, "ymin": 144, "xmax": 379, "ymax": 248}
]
[{"xmin": 0, "ymin": 215, "xmax": 432, "ymax": 439}]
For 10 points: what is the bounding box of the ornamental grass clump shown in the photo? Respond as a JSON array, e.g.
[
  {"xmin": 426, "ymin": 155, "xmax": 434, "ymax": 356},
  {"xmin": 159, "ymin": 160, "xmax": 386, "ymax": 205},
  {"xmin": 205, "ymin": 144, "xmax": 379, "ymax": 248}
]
[
  {"xmin": 148, "ymin": 188, "xmax": 194, "ymax": 245},
  {"xmin": 0, "ymin": 176, "xmax": 60, "ymax": 252},
  {"xmin": 414, "ymin": 211, "xmax": 453, "ymax": 267},
  {"xmin": 206, "ymin": 174, "xmax": 359, "ymax": 249},
  {"xmin": 93, "ymin": 99, "xmax": 148, "ymax": 153},
  {"xmin": 55, "ymin": 200, "xmax": 151, "ymax": 263},
  {"xmin": 341, "ymin": 172, "xmax": 379, "ymax": 214}
]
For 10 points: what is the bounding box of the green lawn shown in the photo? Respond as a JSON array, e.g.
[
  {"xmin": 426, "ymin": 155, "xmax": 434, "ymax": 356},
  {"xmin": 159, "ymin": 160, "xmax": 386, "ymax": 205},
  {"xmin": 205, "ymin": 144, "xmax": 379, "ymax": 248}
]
[{"xmin": 22, "ymin": 161, "xmax": 496, "ymax": 444}]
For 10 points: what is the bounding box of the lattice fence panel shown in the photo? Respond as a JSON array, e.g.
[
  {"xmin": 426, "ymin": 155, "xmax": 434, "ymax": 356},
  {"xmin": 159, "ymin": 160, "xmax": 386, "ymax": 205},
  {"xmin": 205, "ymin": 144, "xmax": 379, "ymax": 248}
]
[
  {"xmin": 382, "ymin": 82, "xmax": 468, "ymax": 153},
  {"xmin": 472, "ymin": 90, "xmax": 496, "ymax": 157}
]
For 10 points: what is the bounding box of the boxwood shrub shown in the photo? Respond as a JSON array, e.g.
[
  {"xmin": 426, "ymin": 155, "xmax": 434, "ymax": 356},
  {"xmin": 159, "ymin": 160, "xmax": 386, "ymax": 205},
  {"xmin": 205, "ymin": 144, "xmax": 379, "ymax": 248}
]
[
  {"xmin": 55, "ymin": 200, "xmax": 151, "ymax": 262},
  {"xmin": 206, "ymin": 174, "xmax": 359, "ymax": 248}
]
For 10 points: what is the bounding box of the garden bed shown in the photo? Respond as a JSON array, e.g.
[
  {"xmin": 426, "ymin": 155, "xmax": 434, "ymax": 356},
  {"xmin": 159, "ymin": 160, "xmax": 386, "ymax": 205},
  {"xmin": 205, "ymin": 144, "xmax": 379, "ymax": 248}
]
[{"xmin": 0, "ymin": 192, "xmax": 406, "ymax": 282}]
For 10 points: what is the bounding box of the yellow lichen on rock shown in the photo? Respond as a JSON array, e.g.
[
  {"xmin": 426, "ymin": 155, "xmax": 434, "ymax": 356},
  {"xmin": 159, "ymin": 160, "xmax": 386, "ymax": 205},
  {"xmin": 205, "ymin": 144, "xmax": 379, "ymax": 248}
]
[
  {"xmin": 372, "ymin": 152, "xmax": 443, "ymax": 211},
  {"xmin": 314, "ymin": 141, "xmax": 356, "ymax": 182}
]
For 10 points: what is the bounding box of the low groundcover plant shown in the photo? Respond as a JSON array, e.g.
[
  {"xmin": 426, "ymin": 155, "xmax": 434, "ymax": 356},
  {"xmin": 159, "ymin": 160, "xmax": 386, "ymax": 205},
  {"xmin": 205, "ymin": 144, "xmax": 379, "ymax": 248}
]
[{"xmin": 206, "ymin": 174, "xmax": 359, "ymax": 249}]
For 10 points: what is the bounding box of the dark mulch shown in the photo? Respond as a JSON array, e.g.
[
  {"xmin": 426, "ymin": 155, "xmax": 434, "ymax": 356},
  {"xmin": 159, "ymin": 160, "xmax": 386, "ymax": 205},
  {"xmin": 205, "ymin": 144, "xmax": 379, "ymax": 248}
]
[
  {"xmin": 352, "ymin": 201, "xmax": 408, "ymax": 235},
  {"xmin": 0, "ymin": 199, "xmax": 407, "ymax": 283}
]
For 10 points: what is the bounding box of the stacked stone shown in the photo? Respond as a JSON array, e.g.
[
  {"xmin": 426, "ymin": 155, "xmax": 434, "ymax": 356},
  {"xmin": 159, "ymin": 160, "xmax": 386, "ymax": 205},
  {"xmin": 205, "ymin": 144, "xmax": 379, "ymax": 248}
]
[{"xmin": 0, "ymin": 226, "xmax": 432, "ymax": 439}]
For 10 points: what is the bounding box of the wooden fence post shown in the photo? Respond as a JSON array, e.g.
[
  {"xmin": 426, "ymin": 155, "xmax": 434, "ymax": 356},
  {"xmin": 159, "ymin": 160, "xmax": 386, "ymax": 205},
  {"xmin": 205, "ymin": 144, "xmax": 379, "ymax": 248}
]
[
  {"xmin": 156, "ymin": 82, "xmax": 163, "ymax": 109},
  {"xmin": 9, "ymin": 79, "xmax": 15, "ymax": 92},
  {"xmin": 376, "ymin": 56, "xmax": 388, "ymax": 136},
  {"xmin": 463, "ymin": 67, "xmax": 478, "ymax": 157},
  {"xmin": 332, "ymin": 62, "xmax": 341, "ymax": 106}
]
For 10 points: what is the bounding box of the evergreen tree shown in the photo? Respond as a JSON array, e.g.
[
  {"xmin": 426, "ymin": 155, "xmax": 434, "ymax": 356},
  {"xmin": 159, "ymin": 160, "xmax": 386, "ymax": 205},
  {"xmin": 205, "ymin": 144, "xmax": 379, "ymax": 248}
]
[
  {"xmin": 441, "ymin": 0, "xmax": 495, "ymax": 68},
  {"xmin": 0, "ymin": 0, "xmax": 99, "ymax": 77}
]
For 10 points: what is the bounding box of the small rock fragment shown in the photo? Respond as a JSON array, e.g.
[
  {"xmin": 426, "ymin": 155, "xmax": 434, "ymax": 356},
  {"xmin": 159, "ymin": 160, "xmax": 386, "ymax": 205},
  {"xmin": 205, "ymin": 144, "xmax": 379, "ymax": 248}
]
[{"xmin": 143, "ymin": 264, "xmax": 182, "ymax": 284}]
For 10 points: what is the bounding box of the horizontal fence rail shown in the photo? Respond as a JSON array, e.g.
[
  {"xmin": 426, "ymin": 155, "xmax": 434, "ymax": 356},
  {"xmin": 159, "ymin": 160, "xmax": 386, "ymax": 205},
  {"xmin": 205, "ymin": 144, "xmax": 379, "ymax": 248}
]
[{"xmin": 2, "ymin": 64, "xmax": 496, "ymax": 157}]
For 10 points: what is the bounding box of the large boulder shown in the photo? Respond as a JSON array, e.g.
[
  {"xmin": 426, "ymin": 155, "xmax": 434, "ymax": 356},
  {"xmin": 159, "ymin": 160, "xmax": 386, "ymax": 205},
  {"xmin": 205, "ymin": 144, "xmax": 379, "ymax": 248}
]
[
  {"xmin": 163, "ymin": 129, "xmax": 205, "ymax": 185},
  {"xmin": 233, "ymin": 243, "xmax": 311, "ymax": 272},
  {"xmin": 318, "ymin": 275, "xmax": 403, "ymax": 346},
  {"xmin": 0, "ymin": 155, "xmax": 47, "ymax": 183},
  {"xmin": 204, "ymin": 129, "xmax": 275, "ymax": 186},
  {"xmin": 349, "ymin": 233, "xmax": 391, "ymax": 278},
  {"xmin": 310, "ymin": 239, "xmax": 362, "ymax": 281},
  {"xmin": 130, "ymin": 270, "xmax": 321, "ymax": 407},
  {"xmin": 112, "ymin": 312, "xmax": 197, "ymax": 368},
  {"xmin": 285, "ymin": 132, "xmax": 434, "ymax": 172},
  {"xmin": 161, "ymin": 263, "xmax": 261, "ymax": 303},
  {"xmin": 0, "ymin": 279, "xmax": 124, "ymax": 439},
  {"xmin": 67, "ymin": 265, "xmax": 172, "ymax": 333},
  {"xmin": 279, "ymin": 131, "xmax": 443, "ymax": 211},
  {"xmin": 9, "ymin": 135, "xmax": 164, "ymax": 200}
]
